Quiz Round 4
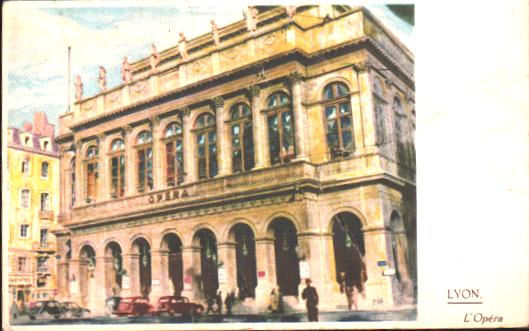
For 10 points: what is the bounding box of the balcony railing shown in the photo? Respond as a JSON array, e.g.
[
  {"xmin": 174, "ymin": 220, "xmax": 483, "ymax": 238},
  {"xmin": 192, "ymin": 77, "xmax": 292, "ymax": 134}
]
[
  {"xmin": 32, "ymin": 241, "xmax": 57, "ymax": 252},
  {"xmin": 39, "ymin": 210, "xmax": 54, "ymax": 220}
]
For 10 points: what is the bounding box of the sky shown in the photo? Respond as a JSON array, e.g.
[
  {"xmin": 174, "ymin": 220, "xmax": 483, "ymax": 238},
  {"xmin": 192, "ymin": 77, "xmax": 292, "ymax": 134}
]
[{"xmin": 3, "ymin": 2, "xmax": 414, "ymax": 132}]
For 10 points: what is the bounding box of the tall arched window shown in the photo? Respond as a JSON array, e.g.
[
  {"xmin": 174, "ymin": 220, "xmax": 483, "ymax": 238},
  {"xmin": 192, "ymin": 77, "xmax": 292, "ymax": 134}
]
[
  {"xmin": 110, "ymin": 139, "xmax": 125, "ymax": 198},
  {"xmin": 266, "ymin": 92, "xmax": 295, "ymax": 165},
  {"xmin": 373, "ymin": 77, "xmax": 387, "ymax": 145},
  {"xmin": 230, "ymin": 103, "xmax": 254, "ymax": 172},
  {"xmin": 195, "ymin": 113, "xmax": 217, "ymax": 180},
  {"xmin": 136, "ymin": 131, "xmax": 153, "ymax": 192},
  {"xmin": 85, "ymin": 146, "xmax": 99, "ymax": 202},
  {"xmin": 323, "ymin": 82, "xmax": 353, "ymax": 158},
  {"xmin": 164, "ymin": 122, "xmax": 184, "ymax": 186},
  {"xmin": 393, "ymin": 97, "xmax": 404, "ymax": 143},
  {"xmin": 70, "ymin": 157, "xmax": 76, "ymax": 207}
]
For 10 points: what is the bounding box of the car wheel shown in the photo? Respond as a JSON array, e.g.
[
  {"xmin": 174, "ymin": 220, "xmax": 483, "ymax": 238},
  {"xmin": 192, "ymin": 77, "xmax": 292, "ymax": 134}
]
[
  {"xmin": 29, "ymin": 315, "xmax": 36, "ymax": 321},
  {"xmin": 41, "ymin": 311, "xmax": 51, "ymax": 320},
  {"xmin": 82, "ymin": 310, "xmax": 90, "ymax": 318},
  {"xmin": 64, "ymin": 311, "xmax": 73, "ymax": 319}
]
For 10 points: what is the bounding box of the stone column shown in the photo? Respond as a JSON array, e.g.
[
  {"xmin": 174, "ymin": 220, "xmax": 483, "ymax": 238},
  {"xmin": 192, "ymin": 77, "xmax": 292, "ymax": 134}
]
[
  {"xmin": 127, "ymin": 253, "xmax": 141, "ymax": 296},
  {"xmin": 181, "ymin": 108, "xmax": 197, "ymax": 183},
  {"xmin": 363, "ymin": 226, "xmax": 397, "ymax": 308},
  {"xmin": 121, "ymin": 253, "xmax": 132, "ymax": 297},
  {"xmin": 150, "ymin": 250, "xmax": 167, "ymax": 302},
  {"xmin": 213, "ymin": 97, "xmax": 231, "ymax": 176},
  {"xmin": 89, "ymin": 257, "xmax": 107, "ymax": 315},
  {"xmin": 290, "ymin": 72, "xmax": 308, "ymax": 161},
  {"xmin": 123, "ymin": 126, "xmax": 135, "ymax": 196},
  {"xmin": 249, "ymin": 85, "xmax": 266, "ymax": 169},
  {"xmin": 69, "ymin": 259, "xmax": 81, "ymax": 304},
  {"xmin": 254, "ymin": 237, "xmax": 276, "ymax": 310},
  {"xmin": 217, "ymin": 242, "xmax": 237, "ymax": 295},
  {"xmin": 150, "ymin": 116, "xmax": 163, "ymax": 190},
  {"xmin": 352, "ymin": 62, "xmax": 378, "ymax": 152},
  {"xmin": 181, "ymin": 246, "xmax": 201, "ymax": 301},
  {"xmin": 57, "ymin": 261, "xmax": 70, "ymax": 299}
]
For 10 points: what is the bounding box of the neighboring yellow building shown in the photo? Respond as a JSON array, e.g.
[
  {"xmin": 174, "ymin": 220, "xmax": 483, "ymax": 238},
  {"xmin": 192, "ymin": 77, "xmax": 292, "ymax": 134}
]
[{"xmin": 7, "ymin": 112, "xmax": 60, "ymax": 306}]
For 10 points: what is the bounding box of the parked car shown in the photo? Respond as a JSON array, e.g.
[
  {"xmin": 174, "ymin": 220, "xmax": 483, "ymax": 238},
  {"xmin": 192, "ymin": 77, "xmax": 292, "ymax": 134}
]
[
  {"xmin": 28, "ymin": 300, "xmax": 64, "ymax": 320},
  {"xmin": 105, "ymin": 296, "xmax": 122, "ymax": 316},
  {"xmin": 150, "ymin": 296, "xmax": 204, "ymax": 317},
  {"xmin": 61, "ymin": 301, "xmax": 90, "ymax": 318},
  {"xmin": 112, "ymin": 296, "xmax": 152, "ymax": 317}
]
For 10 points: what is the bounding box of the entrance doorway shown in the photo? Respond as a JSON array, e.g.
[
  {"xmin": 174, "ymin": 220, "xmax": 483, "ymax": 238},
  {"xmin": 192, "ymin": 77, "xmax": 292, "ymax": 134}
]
[
  {"xmin": 105, "ymin": 242, "xmax": 123, "ymax": 296},
  {"xmin": 79, "ymin": 245, "xmax": 96, "ymax": 306},
  {"xmin": 231, "ymin": 223, "xmax": 257, "ymax": 299},
  {"xmin": 194, "ymin": 229, "xmax": 218, "ymax": 298},
  {"xmin": 269, "ymin": 218, "xmax": 300, "ymax": 296},
  {"xmin": 132, "ymin": 238, "xmax": 151, "ymax": 298},
  {"xmin": 332, "ymin": 212, "xmax": 367, "ymax": 291},
  {"xmin": 161, "ymin": 233, "xmax": 183, "ymax": 296}
]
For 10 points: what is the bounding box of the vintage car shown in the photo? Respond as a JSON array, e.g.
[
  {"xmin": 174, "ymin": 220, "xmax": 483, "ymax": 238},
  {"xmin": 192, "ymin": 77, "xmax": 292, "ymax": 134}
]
[
  {"xmin": 28, "ymin": 300, "xmax": 64, "ymax": 320},
  {"xmin": 112, "ymin": 296, "xmax": 152, "ymax": 317},
  {"xmin": 61, "ymin": 301, "xmax": 90, "ymax": 318},
  {"xmin": 150, "ymin": 296, "xmax": 204, "ymax": 316},
  {"xmin": 105, "ymin": 296, "xmax": 122, "ymax": 316}
]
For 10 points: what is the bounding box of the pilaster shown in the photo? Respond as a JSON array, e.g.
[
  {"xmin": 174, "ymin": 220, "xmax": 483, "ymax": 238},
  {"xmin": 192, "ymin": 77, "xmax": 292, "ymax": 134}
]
[
  {"xmin": 254, "ymin": 237, "xmax": 276, "ymax": 309},
  {"xmin": 181, "ymin": 246, "xmax": 201, "ymax": 301},
  {"xmin": 217, "ymin": 242, "xmax": 237, "ymax": 295},
  {"xmin": 181, "ymin": 108, "xmax": 196, "ymax": 183},
  {"xmin": 150, "ymin": 116, "xmax": 163, "ymax": 190},
  {"xmin": 249, "ymin": 85, "xmax": 265, "ymax": 169},
  {"xmin": 289, "ymin": 72, "xmax": 308, "ymax": 161},
  {"xmin": 213, "ymin": 97, "xmax": 231, "ymax": 176}
]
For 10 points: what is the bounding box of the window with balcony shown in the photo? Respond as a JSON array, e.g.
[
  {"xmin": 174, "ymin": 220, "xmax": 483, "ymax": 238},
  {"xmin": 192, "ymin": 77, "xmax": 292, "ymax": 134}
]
[
  {"xmin": 20, "ymin": 224, "xmax": 29, "ymax": 238},
  {"xmin": 195, "ymin": 113, "xmax": 218, "ymax": 180},
  {"xmin": 85, "ymin": 146, "xmax": 99, "ymax": 202},
  {"xmin": 41, "ymin": 161, "xmax": 49, "ymax": 178},
  {"xmin": 136, "ymin": 131, "xmax": 153, "ymax": 192},
  {"xmin": 230, "ymin": 103, "xmax": 254, "ymax": 172},
  {"xmin": 40, "ymin": 193, "xmax": 50, "ymax": 211},
  {"xmin": 110, "ymin": 139, "xmax": 126, "ymax": 198},
  {"xmin": 17, "ymin": 256, "xmax": 28, "ymax": 273},
  {"xmin": 20, "ymin": 189, "xmax": 30, "ymax": 208},
  {"xmin": 164, "ymin": 122, "xmax": 184, "ymax": 186},
  {"xmin": 266, "ymin": 92, "xmax": 295, "ymax": 165},
  {"xmin": 323, "ymin": 82, "xmax": 353, "ymax": 159}
]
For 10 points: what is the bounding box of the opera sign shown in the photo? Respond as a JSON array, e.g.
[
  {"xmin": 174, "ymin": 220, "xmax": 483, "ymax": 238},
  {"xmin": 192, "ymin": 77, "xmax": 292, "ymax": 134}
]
[{"xmin": 148, "ymin": 189, "xmax": 189, "ymax": 204}]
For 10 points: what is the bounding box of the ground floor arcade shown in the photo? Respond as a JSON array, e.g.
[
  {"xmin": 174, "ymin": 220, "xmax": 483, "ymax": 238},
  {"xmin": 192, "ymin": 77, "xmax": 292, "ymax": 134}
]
[{"xmin": 55, "ymin": 184, "xmax": 416, "ymax": 314}]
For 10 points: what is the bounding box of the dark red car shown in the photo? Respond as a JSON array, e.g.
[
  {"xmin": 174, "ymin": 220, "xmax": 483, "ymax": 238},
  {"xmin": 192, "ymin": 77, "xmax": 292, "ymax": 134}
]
[
  {"xmin": 113, "ymin": 296, "xmax": 152, "ymax": 317},
  {"xmin": 150, "ymin": 296, "xmax": 204, "ymax": 316}
]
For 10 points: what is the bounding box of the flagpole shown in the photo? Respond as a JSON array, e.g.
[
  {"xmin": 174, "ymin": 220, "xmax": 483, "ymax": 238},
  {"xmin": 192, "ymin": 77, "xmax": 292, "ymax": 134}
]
[{"xmin": 67, "ymin": 46, "xmax": 71, "ymax": 113}]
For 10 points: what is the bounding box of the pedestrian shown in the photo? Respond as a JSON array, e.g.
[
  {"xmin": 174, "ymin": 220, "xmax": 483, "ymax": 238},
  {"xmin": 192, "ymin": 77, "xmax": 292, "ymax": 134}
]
[
  {"xmin": 225, "ymin": 290, "xmax": 235, "ymax": 316},
  {"xmin": 339, "ymin": 271, "xmax": 354, "ymax": 310},
  {"xmin": 268, "ymin": 288, "xmax": 279, "ymax": 313},
  {"xmin": 11, "ymin": 301, "xmax": 19, "ymax": 320},
  {"xmin": 215, "ymin": 291, "xmax": 223, "ymax": 315},
  {"xmin": 205, "ymin": 294, "xmax": 215, "ymax": 315},
  {"xmin": 301, "ymin": 278, "xmax": 319, "ymax": 322}
]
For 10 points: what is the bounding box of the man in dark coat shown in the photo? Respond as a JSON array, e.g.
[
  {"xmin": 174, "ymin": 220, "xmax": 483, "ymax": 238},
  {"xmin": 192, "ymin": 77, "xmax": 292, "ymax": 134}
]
[
  {"xmin": 215, "ymin": 291, "xmax": 223, "ymax": 315},
  {"xmin": 301, "ymin": 278, "xmax": 319, "ymax": 322}
]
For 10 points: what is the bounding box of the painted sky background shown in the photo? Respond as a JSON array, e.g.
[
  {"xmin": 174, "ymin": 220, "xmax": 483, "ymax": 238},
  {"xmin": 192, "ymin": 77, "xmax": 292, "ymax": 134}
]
[{"xmin": 4, "ymin": 2, "xmax": 414, "ymax": 132}]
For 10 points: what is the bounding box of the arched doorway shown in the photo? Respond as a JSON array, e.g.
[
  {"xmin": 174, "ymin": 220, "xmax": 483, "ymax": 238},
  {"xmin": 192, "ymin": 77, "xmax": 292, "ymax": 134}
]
[
  {"xmin": 229, "ymin": 223, "xmax": 257, "ymax": 299},
  {"xmin": 332, "ymin": 212, "xmax": 367, "ymax": 292},
  {"xmin": 269, "ymin": 218, "xmax": 300, "ymax": 296},
  {"xmin": 161, "ymin": 233, "xmax": 183, "ymax": 296},
  {"xmin": 194, "ymin": 229, "xmax": 219, "ymax": 298},
  {"xmin": 79, "ymin": 245, "xmax": 96, "ymax": 307},
  {"xmin": 104, "ymin": 242, "xmax": 123, "ymax": 297},
  {"xmin": 131, "ymin": 238, "xmax": 151, "ymax": 298}
]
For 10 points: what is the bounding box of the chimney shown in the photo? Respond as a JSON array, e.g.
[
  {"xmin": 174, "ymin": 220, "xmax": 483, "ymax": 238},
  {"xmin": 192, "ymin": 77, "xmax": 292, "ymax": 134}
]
[
  {"xmin": 22, "ymin": 122, "xmax": 33, "ymax": 132},
  {"xmin": 32, "ymin": 112, "xmax": 55, "ymax": 137}
]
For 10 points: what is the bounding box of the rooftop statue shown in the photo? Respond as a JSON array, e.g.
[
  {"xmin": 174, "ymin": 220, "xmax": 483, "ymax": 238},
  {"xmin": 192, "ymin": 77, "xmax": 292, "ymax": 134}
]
[
  {"xmin": 178, "ymin": 32, "xmax": 189, "ymax": 60},
  {"xmin": 98, "ymin": 66, "xmax": 107, "ymax": 92},
  {"xmin": 211, "ymin": 20, "xmax": 220, "ymax": 45},
  {"xmin": 74, "ymin": 74, "xmax": 83, "ymax": 102},
  {"xmin": 244, "ymin": 6, "xmax": 258, "ymax": 34},
  {"xmin": 286, "ymin": 5, "xmax": 297, "ymax": 20},
  {"xmin": 150, "ymin": 43, "xmax": 160, "ymax": 71},
  {"xmin": 121, "ymin": 56, "xmax": 132, "ymax": 83}
]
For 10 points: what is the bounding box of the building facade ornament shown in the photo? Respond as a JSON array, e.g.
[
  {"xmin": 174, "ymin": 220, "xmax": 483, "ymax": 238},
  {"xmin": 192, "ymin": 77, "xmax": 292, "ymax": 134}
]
[
  {"xmin": 210, "ymin": 20, "xmax": 220, "ymax": 45},
  {"xmin": 213, "ymin": 96, "xmax": 224, "ymax": 108},
  {"xmin": 98, "ymin": 66, "xmax": 107, "ymax": 92},
  {"xmin": 249, "ymin": 85, "xmax": 261, "ymax": 98},
  {"xmin": 178, "ymin": 32, "xmax": 189, "ymax": 60},
  {"xmin": 150, "ymin": 43, "xmax": 160, "ymax": 71},
  {"xmin": 289, "ymin": 71, "xmax": 305, "ymax": 84},
  {"xmin": 121, "ymin": 56, "xmax": 132, "ymax": 83},
  {"xmin": 180, "ymin": 107, "xmax": 191, "ymax": 117},
  {"xmin": 74, "ymin": 75, "xmax": 83, "ymax": 102}
]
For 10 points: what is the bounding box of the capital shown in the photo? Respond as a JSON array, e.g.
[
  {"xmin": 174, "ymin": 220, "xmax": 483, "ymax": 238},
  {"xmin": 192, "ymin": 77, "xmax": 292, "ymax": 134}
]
[
  {"xmin": 289, "ymin": 71, "xmax": 304, "ymax": 84},
  {"xmin": 121, "ymin": 125, "xmax": 133, "ymax": 137},
  {"xmin": 249, "ymin": 85, "xmax": 261, "ymax": 97},
  {"xmin": 96, "ymin": 133, "xmax": 106, "ymax": 145},
  {"xmin": 352, "ymin": 61, "xmax": 371, "ymax": 73},
  {"xmin": 150, "ymin": 115, "xmax": 161, "ymax": 126},
  {"xmin": 180, "ymin": 106, "xmax": 191, "ymax": 117},
  {"xmin": 213, "ymin": 96, "xmax": 224, "ymax": 108}
]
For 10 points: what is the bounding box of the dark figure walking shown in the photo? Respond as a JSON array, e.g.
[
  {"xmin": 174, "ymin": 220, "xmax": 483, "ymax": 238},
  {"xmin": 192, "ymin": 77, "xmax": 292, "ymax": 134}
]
[
  {"xmin": 225, "ymin": 291, "xmax": 235, "ymax": 316},
  {"xmin": 216, "ymin": 291, "xmax": 223, "ymax": 315},
  {"xmin": 301, "ymin": 278, "xmax": 319, "ymax": 322},
  {"xmin": 205, "ymin": 294, "xmax": 215, "ymax": 315}
]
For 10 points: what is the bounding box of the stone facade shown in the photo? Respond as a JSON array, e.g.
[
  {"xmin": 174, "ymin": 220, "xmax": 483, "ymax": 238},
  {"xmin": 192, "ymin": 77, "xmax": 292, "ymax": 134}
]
[{"xmin": 55, "ymin": 5, "xmax": 416, "ymax": 314}]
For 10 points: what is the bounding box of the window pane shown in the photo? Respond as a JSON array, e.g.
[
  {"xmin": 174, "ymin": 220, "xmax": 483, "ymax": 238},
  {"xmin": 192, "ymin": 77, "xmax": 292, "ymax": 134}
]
[
  {"xmin": 327, "ymin": 133, "xmax": 339, "ymax": 149},
  {"xmin": 325, "ymin": 106, "xmax": 337, "ymax": 119},
  {"xmin": 232, "ymin": 124, "xmax": 240, "ymax": 136},
  {"xmin": 324, "ymin": 86, "xmax": 333, "ymax": 99},
  {"xmin": 327, "ymin": 120, "xmax": 338, "ymax": 133},
  {"xmin": 339, "ymin": 102, "xmax": 350, "ymax": 114},
  {"xmin": 198, "ymin": 146, "xmax": 205, "ymax": 157},
  {"xmin": 208, "ymin": 132, "xmax": 216, "ymax": 143},
  {"xmin": 198, "ymin": 133, "xmax": 205, "ymax": 145},
  {"xmin": 340, "ymin": 116, "xmax": 351, "ymax": 129},
  {"xmin": 231, "ymin": 108, "xmax": 240, "ymax": 119},
  {"xmin": 342, "ymin": 131, "xmax": 353, "ymax": 149},
  {"xmin": 336, "ymin": 83, "xmax": 349, "ymax": 96},
  {"xmin": 198, "ymin": 158, "xmax": 207, "ymax": 179}
]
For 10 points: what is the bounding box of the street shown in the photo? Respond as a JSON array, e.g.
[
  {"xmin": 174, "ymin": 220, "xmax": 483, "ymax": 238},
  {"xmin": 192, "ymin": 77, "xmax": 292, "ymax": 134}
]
[{"xmin": 11, "ymin": 309, "xmax": 416, "ymax": 325}]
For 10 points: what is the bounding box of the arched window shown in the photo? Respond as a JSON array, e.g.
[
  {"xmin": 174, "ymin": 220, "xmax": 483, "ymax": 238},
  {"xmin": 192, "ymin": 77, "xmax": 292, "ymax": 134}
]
[
  {"xmin": 136, "ymin": 131, "xmax": 153, "ymax": 192},
  {"xmin": 393, "ymin": 97, "xmax": 404, "ymax": 142},
  {"xmin": 41, "ymin": 162, "xmax": 49, "ymax": 178},
  {"xmin": 110, "ymin": 139, "xmax": 125, "ymax": 198},
  {"xmin": 70, "ymin": 157, "xmax": 76, "ymax": 207},
  {"xmin": 323, "ymin": 82, "xmax": 353, "ymax": 158},
  {"xmin": 266, "ymin": 92, "xmax": 295, "ymax": 165},
  {"xmin": 195, "ymin": 113, "xmax": 217, "ymax": 180},
  {"xmin": 164, "ymin": 122, "xmax": 184, "ymax": 186},
  {"xmin": 85, "ymin": 146, "xmax": 99, "ymax": 202},
  {"xmin": 230, "ymin": 103, "xmax": 254, "ymax": 172}
]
